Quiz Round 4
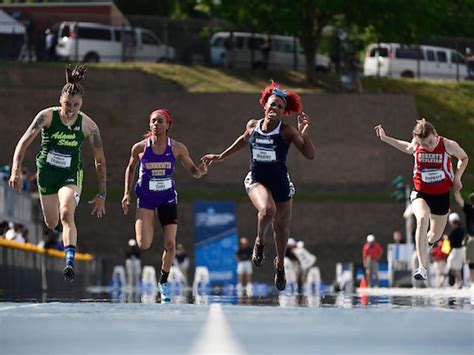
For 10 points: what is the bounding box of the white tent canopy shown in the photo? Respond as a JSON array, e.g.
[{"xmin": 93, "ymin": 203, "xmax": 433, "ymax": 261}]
[{"xmin": 0, "ymin": 10, "xmax": 26, "ymax": 35}]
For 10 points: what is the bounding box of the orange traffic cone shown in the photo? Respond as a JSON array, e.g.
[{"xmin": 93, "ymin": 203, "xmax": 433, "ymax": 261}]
[{"xmin": 359, "ymin": 276, "xmax": 369, "ymax": 306}]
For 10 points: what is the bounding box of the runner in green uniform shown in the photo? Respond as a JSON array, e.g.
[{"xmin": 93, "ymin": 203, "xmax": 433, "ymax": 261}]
[{"xmin": 9, "ymin": 64, "xmax": 107, "ymax": 282}]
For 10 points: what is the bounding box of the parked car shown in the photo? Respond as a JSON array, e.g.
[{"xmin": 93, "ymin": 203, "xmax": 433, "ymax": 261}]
[
  {"xmin": 363, "ymin": 42, "xmax": 467, "ymax": 80},
  {"xmin": 54, "ymin": 21, "xmax": 175, "ymax": 63},
  {"xmin": 209, "ymin": 31, "xmax": 330, "ymax": 72}
]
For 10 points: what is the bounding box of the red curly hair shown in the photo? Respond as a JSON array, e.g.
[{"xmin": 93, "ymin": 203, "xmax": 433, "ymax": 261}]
[{"xmin": 259, "ymin": 80, "xmax": 303, "ymax": 115}]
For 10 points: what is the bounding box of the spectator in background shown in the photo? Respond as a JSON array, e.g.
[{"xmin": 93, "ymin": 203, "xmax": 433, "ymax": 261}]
[
  {"xmin": 21, "ymin": 167, "xmax": 31, "ymax": 191},
  {"xmin": 123, "ymin": 31, "xmax": 137, "ymax": 62},
  {"xmin": 454, "ymin": 191, "xmax": 474, "ymax": 236},
  {"xmin": 348, "ymin": 52, "xmax": 363, "ymax": 93},
  {"xmin": 393, "ymin": 230, "xmax": 405, "ymax": 244},
  {"xmin": 294, "ymin": 240, "xmax": 316, "ymax": 275},
  {"xmin": 388, "ymin": 230, "xmax": 408, "ymax": 275},
  {"xmin": 0, "ymin": 221, "xmax": 9, "ymax": 238},
  {"xmin": 454, "ymin": 191, "xmax": 474, "ymax": 286},
  {"xmin": 446, "ymin": 212, "xmax": 466, "ymax": 288},
  {"xmin": 465, "ymin": 47, "xmax": 474, "ymax": 79},
  {"xmin": 45, "ymin": 28, "xmax": 56, "ymax": 61},
  {"xmin": 260, "ymin": 34, "xmax": 272, "ymax": 70},
  {"xmin": 362, "ymin": 234, "xmax": 384, "ymax": 287},
  {"xmin": 6, "ymin": 223, "xmax": 26, "ymax": 243},
  {"xmin": 125, "ymin": 239, "xmax": 142, "ymax": 289},
  {"xmin": 286, "ymin": 238, "xmax": 303, "ymax": 292},
  {"xmin": 22, "ymin": 227, "xmax": 29, "ymax": 243},
  {"xmin": 39, "ymin": 228, "xmax": 63, "ymax": 250},
  {"xmin": 174, "ymin": 243, "xmax": 190, "ymax": 287},
  {"xmin": 236, "ymin": 237, "xmax": 253, "ymax": 296},
  {"xmin": 224, "ymin": 32, "xmax": 235, "ymax": 69},
  {"xmin": 0, "ymin": 165, "xmax": 11, "ymax": 181},
  {"xmin": 431, "ymin": 235, "xmax": 449, "ymax": 288}
]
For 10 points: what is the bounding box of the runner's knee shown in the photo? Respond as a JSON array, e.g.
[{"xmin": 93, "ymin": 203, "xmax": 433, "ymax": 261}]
[
  {"xmin": 416, "ymin": 214, "xmax": 429, "ymax": 229},
  {"xmin": 59, "ymin": 207, "xmax": 74, "ymax": 225},
  {"xmin": 43, "ymin": 216, "xmax": 58, "ymax": 229},
  {"xmin": 258, "ymin": 206, "xmax": 276, "ymax": 220},
  {"xmin": 137, "ymin": 237, "xmax": 152, "ymax": 251},
  {"xmin": 164, "ymin": 239, "xmax": 176, "ymax": 254},
  {"xmin": 272, "ymin": 218, "xmax": 289, "ymax": 233}
]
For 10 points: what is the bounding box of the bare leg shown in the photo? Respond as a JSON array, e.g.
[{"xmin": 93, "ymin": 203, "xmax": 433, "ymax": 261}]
[
  {"xmin": 247, "ymin": 183, "xmax": 276, "ymax": 246},
  {"xmin": 161, "ymin": 224, "xmax": 177, "ymax": 273},
  {"xmin": 135, "ymin": 208, "xmax": 156, "ymax": 250},
  {"xmin": 365, "ymin": 267, "xmax": 372, "ymax": 287},
  {"xmin": 58, "ymin": 186, "xmax": 80, "ymax": 246},
  {"xmin": 453, "ymin": 270, "xmax": 462, "ymax": 287},
  {"xmin": 272, "ymin": 199, "xmax": 292, "ymax": 269},
  {"xmin": 428, "ymin": 214, "xmax": 448, "ymax": 246},
  {"xmin": 411, "ymin": 198, "xmax": 431, "ymax": 268},
  {"xmin": 244, "ymin": 273, "xmax": 252, "ymax": 285},
  {"xmin": 39, "ymin": 193, "xmax": 60, "ymax": 229}
]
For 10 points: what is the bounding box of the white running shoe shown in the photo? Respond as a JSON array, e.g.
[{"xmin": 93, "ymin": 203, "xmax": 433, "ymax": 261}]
[
  {"xmin": 159, "ymin": 282, "xmax": 171, "ymax": 303},
  {"xmin": 413, "ymin": 267, "xmax": 427, "ymax": 280}
]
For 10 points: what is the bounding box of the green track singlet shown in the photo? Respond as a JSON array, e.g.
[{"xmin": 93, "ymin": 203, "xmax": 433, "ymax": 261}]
[{"xmin": 36, "ymin": 108, "xmax": 85, "ymax": 195}]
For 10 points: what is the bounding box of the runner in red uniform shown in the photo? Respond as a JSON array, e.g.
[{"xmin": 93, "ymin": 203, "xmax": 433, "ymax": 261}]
[
  {"xmin": 374, "ymin": 119, "xmax": 468, "ymax": 281},
  {"xmin": 413, "ymin": 136, "xmax": 454, "ymax": 194}
]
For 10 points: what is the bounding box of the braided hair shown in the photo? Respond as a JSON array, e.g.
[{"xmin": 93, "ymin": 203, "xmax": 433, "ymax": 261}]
[{"xmin": 61, "ymin": 64, "xmax": 87, "ymax": 96}]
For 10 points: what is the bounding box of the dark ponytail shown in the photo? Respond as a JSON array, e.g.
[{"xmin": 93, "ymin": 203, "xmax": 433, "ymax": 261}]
[{"xmin": 61, "ymin": 64, "xmax": 87, "ymax": 96}]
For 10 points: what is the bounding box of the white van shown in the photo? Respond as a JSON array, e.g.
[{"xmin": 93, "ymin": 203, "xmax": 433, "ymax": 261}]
[
  {"xmin": 54, "ymin": 21, "xmax": 175, "ymax": 63},
  {"xmin": 210, "ymin": 32, "xmax": 330, "ymax": 71},
  {"xmin": 363, "ymin": 42, "xmax": 467, "ymax": 80}
]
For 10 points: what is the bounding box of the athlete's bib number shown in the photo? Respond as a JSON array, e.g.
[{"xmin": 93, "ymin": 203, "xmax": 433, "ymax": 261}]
[
  {"xmin": 421, "ymin": 170, "xmax": 445, "ymax": 183},
  {"xmin": 46, "ymin": 151, "xmax": 72, "ymax": 168},
  {"xmin": 149, "ymin": 178, "xmax": 172, "ymax": 191},
  {"xmin": 252, "ymin": 148, "xmax": 276, "ymax": 162}
]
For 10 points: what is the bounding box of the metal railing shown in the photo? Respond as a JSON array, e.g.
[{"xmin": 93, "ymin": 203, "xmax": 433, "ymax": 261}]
[
  {"xmin": 0, "ymin": 178, "xmax": 43, "ymax": 244},
  {"xmin": 0, "ymin": 239, "xmax": 98, "ymax": 299}
]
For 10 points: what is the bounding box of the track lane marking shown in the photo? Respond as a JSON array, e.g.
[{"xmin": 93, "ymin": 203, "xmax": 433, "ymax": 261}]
[{"xmin": 189, "ymin": 303, "xmax": 245, "ymax": 354}]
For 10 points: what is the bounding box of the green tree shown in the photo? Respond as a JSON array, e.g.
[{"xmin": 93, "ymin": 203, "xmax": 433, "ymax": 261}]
[
  {"xmin": 202, "ymin": 0, "xmax": 347, "ymax": 82},
  {"xmin": 113, "ymin": 0, "xmax": 203, "ymax": 18},
  {"xmin": 347, "ymin": 0, "xmax": 474, "ymax": 43},
  {"xmin": 202, "ymin": 0, "xmax": 474, "ymax": 82}
]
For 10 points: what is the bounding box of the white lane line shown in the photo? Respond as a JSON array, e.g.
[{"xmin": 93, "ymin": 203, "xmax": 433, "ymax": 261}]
[
  {"xmin": 0, "ymin": 303, "xmax": 57, "ymax": 312},
  {"xmin": 189, "ymin": 303, "xmax": 245, "ymax": 355}
]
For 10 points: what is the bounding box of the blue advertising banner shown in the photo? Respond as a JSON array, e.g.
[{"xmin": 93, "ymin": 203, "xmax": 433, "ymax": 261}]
[{"xmin": 193, "ymin": 201, "xmax": 238, "ymax": 287}]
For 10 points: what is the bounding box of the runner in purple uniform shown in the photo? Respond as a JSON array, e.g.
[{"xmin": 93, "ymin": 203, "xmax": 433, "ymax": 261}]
[{"xmin": 122, "ymin": 109, "xmax": 208, "ymax": 302}]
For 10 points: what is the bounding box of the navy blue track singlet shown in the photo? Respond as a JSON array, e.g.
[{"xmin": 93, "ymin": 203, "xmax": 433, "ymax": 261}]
[{"xmin": 246, "ymin": 119, "xmax": 293, "ymax": 202}]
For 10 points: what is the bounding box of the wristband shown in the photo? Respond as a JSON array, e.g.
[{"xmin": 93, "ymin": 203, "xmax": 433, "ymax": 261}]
[{"xmin": 96, "ymin": 193, "xmax": 106, "ymax": 201}]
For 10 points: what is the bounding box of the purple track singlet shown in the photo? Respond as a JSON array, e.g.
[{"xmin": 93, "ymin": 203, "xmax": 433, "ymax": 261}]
[{"xmin": 135, "ymin": 137, "xmax": 177, "ymax": 209}]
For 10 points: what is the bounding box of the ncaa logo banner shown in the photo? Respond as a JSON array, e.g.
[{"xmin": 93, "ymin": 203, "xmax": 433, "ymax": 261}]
[{"xmin": 193, "ymin": 200, "xmax": 238, "ymax": 287}]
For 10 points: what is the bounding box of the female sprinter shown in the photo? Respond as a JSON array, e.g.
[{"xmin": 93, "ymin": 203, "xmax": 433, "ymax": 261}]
[
  {"xmin": 201, "ymin": 81, "xmax": 315, "ymax": 291},
  {"xmin": 9, "ymin": 64, "xmax": 107, "ymax": 282},
  {"xmin": 121, "ymin": 109, "xmax": 208, "ymax": 302}
]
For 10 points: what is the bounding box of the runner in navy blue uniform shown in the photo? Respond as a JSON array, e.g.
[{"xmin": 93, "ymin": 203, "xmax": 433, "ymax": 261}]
[
  {"xmin": 122, "ymin": 109, "xmax": 208, "ymax": 302},
  {"xmin": 201, "ymin": 81, "xmax": 315, "ymax": 290}
]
